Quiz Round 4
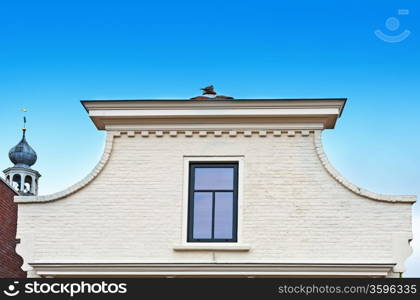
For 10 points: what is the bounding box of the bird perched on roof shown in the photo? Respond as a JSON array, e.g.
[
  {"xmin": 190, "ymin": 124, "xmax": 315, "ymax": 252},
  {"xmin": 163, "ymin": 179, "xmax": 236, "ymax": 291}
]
[
  {"xmin": 190, "ymin": 85, "xmax": 234, "ymax": 100},
  {"xmin": 201, "ymin": 85, "xmax": 217, "ymax": 95}
]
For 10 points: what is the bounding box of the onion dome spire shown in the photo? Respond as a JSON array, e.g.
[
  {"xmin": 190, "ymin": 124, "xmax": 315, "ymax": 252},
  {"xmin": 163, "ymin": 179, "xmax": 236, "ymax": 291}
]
[
  {"xmin": 4, "ymin": 109, "xmax": 41, "ymax": 195},
  {"xmin": 8, "ymin": 115, "xmax": 37, "ymax": 168}
]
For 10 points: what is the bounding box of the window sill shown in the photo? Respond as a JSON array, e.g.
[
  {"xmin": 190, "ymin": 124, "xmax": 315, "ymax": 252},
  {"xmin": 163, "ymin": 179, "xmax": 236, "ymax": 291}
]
[{"xmin": 173, "ymin": 244, "xmax": 251, "ymax": 251}]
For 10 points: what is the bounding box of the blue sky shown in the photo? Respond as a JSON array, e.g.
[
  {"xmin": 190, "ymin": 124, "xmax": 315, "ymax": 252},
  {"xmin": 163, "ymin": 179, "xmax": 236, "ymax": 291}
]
[{"xmin": 0, "ymin": 0, "xmax": 419, "ymax": 276}]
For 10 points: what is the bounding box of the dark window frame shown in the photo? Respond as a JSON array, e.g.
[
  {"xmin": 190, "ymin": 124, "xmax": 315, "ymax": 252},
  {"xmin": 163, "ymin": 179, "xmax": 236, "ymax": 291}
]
[{"xmin": 187, "ymin": 163, "xmax": 239, "ymax": 243}]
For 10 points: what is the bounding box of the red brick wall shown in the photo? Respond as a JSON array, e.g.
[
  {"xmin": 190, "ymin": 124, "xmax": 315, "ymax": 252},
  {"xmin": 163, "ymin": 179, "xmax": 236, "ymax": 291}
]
[{"xmin": 0, "ymin": 180, "xmax": 26, "ymax": 278}]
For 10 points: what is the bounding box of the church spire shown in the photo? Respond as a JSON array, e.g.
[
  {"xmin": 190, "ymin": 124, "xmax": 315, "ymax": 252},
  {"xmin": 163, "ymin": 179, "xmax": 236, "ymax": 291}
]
[{"xmin": 3, "ymin": 109, "xmax": 41, "ymax": 195}]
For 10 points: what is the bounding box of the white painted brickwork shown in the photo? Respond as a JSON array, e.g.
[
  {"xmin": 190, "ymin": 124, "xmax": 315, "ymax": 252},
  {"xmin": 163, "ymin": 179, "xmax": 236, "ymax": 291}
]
[{"xmin": 16, "ymin": 131, "xmax": 413, "ymax": 276}]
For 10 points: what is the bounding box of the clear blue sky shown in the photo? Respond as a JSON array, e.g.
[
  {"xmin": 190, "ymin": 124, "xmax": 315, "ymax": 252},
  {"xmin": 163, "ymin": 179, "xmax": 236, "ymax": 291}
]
[{"xmin": 0, "ymin": 0, "xmax": 419, "ymax": 276}]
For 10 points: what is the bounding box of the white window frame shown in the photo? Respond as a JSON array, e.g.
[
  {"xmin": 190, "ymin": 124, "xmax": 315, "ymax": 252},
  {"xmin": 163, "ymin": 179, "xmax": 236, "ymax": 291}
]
[{"xmin": 174, "ymin": 155, "xmax": 249, "ymax": 251}]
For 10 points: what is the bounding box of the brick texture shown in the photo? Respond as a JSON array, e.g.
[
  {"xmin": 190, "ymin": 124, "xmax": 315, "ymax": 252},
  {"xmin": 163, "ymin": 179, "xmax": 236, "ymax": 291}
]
[
  {"xmin": 16, "ymin": 132, "xmax": 412, "ymax": 275},
  {"xmin": 0, "ymin": 179, "xmax": 26, "ymax": 277}
]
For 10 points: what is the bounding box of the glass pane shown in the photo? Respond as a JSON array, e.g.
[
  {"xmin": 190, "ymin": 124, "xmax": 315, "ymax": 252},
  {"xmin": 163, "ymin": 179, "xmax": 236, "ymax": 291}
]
[
  {"xmin": 214, "ymin": 192, "xmax": 234, "ymax": 239},
  {"xmin": 192, "ymin": 192, "xmax": 213, "ymax": 239},
  {"xmin": 194, "ymin": 167, "xmax": 234, "ymax": 190}
]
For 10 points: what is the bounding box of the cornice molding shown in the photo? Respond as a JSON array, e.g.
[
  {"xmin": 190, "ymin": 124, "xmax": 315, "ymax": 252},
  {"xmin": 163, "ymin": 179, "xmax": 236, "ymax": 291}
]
[
  {"xmin": 82, "ymin": 99, "xmax": 346, "ymax": 130},
  {"xmin": 3, "ymin": 166, "xmax": 41, "ymax": 178},
  {"xmin": 82, "ymin": 98, "xmax": 347, "ymax": 110},
  {"xmin": 29, "ymin": 262, "xmax": 395, "ymax": 278},
  {"xmin": 314, "ymin": 130, "xmax": 416, "ymax": 204},
  {"xmin": 119, "ymin": 130, "xmax": 312, "ymax": 138}
]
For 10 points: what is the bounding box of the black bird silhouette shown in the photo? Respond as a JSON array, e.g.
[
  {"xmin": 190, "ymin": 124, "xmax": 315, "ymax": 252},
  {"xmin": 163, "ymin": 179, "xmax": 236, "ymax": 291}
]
[{"xmin": 201, "ymin": 85, "xmax": 217, "ymax": 95}]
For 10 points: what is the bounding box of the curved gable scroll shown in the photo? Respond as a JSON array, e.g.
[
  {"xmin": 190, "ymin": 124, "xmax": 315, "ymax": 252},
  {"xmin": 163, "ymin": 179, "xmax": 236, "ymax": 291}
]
[
  {"xmin": 15, "ymin": 130, "xmax": 416, "ymax": 204},
  {"xmin": 314, "ymin": 130, "xmax": 416, "ymax": 203},
  {"xmin": 14, "ymin": 132, "xmax": 119, "ymax": 204}
]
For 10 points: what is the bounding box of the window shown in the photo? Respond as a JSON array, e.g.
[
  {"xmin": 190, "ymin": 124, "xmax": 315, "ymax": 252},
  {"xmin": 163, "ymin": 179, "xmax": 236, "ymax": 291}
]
[{"xmin": 187, "ymin": 163, "xmax": 238, "ymax": 242}]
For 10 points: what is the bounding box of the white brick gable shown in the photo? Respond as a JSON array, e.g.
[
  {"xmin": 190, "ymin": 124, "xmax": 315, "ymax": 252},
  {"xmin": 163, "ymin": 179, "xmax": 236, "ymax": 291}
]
[{"xmin": 15, "ymin": 99, "xmax": 415, "ymax": 278}]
